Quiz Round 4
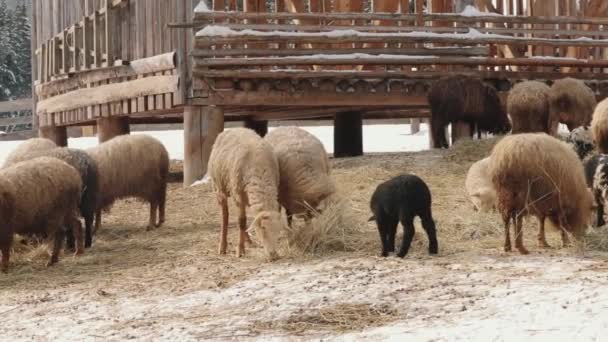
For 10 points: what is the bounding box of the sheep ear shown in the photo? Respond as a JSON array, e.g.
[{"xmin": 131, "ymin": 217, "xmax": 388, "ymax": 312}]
[{"xmin": 368, "ymin": 215, "xmax": 376, "ymax": 222}]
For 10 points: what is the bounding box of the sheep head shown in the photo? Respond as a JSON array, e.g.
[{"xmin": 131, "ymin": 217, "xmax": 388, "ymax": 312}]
[
  {"xmin": 249, "ymin": 210, "xmax": 282, "ymax": 261},
  {"xmin": 471, "ymin": 188, "xmax": 496, "ymax": 213}
]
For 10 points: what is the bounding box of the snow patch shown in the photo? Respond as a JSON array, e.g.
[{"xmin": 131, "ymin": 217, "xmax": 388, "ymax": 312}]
[
  {"xmin": 194, "ymin": 1, "xmax": 211, "ymax": 13},
  {"xmin": 460, "ymin": 5, "xmax": 503, "ymax": 17},
  {"xmin": 191, "ymin": 174, "xmax": 211, "ymax": 187}
]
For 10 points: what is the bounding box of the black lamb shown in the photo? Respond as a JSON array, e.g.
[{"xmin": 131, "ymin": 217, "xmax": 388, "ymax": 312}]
[{"xmin": 369, "ymin": 174, "xmax": 438, "ymax": 257}]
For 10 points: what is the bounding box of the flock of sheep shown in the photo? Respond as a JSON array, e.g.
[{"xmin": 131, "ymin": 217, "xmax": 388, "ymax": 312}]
[{"xmin": 2, "ymin": 75, "xmax": 608, "ymax": 272}]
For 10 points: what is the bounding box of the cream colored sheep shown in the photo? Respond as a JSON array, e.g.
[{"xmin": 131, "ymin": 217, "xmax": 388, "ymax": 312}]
[
  {"xmin": 550, "ymin": 77, "xmax": 596, "ymax": 131},
  {"xmin": 591, "ymin": 97, "xmax": 608, "ymax": 154},
  {"xmin": 3, "ymin": 137, "xmax": 56, "ymax": 167},
  {"xmin": 508, "ymin": 81, "xmax": 557, "ymax": 135},
  {"xmin": 208, "ymin": 127, "xmax": 283, "ymax": 260},
  {"xmin": 264, "ymin": 127, "xmax": 335, "ymax": 225},
  {"xmin": 465, "ymin": 157, "xmax": 496, "ymax": 213}
]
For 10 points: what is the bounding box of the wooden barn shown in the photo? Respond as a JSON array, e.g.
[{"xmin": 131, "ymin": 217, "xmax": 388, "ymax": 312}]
[{"xmin": 31, "ymin": 0, "xmax": 608, "ymax": 185}]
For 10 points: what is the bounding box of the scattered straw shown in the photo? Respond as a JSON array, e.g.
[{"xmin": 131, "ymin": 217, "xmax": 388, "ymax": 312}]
[
  {"xmin": 583, "ymin": 225, "xmax": 608, "ymax": 252},
  {"xmin": 251, "ymin": 303, "xmax": 399, "ymax": 334}
]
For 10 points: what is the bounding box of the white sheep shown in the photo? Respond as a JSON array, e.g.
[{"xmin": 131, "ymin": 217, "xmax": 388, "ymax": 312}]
[
  {"xmin": 465, "ymin": 157, "xmax": 496, "ymax": 213},
  {"xmin": 208, "ymin": 127, "xmax": 283, "ymax": 260},
  {"xmin": 264, "ymin": 126, "xmax": 336, "ymax": 225}
]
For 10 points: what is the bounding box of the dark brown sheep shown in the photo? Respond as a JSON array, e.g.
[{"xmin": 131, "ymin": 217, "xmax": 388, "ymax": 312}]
[
  {"xmin": 87, "ymin": 134, "xmax": 169, "ymax": 232},
  {"xmin": 508, "ymin": 81, "xmax": 558, "ymax": 135},
  {"xmin": 488, "ymin": 133, "xmax": 593, "ymax": 254},
  {"xmin": 428, "ymin": 75, "xmax": 511, "ymax": 148},
  {"xmin": 550, "ymin": 78, "xmax": 596, "ymax": 131},
  {"xmin": 0, "ymin": 157, "xmax": 83, "ymax": 272},
  {"xmin": 0, "ymin": 177, "xmax": 15, "ymax": 273}
]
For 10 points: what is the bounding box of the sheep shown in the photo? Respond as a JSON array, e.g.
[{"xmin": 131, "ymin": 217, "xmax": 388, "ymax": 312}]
[
  {"xmin": 369, "ymin": 174, "xmax": 438, "ymax": 257},
  {"xmin": 0, "ymin": 157, "xmax": 83, "ymax": 272},
  {"xmin": 87, "ymin": 134, "xmax": 169, "ymax": 232},
  {"xmin": 4, "ymin": 147, "xmax": 100, "ymax": 249},
  {"xmin": 584, "ymin": 154, "xmax": 608, "ymax": 227},
  {"xmin": 427, "ymin": 75, "xmax": 511, "ymax": 149},
  {"xmin": 2, "ymin": 137, "xmax": 57, "ymax": 167},
  {"xmin": 507, "ymin": 81, "xmax": 557, "ymax": 135},
  {"xmin": 465, "ymin": 157, "xmax": 496, "ymax": 213},
  {"xmin": 549, "ymin": 78, "xmax": 596, "ymax": 131},
  {"xmin": 488, "ymin": 133, "xmax": 593, "ymax": 254},
  {"xmin": 591, "ymin": 97, "xmax": 608, "ymax": 154},
  {"xmin": 208, "ymin": 127, "xmax": 283, "ymax": 260},
  {"xmin": 264, "ymin": 126, "xmax": 336, "ymax": 225},
  {"xmin": 0, "ymin": 177, "xmax": 15, "ymax": 273},
  {"xmin": 565, "ymin": 126, "xmax": 594, "ymax": 160}
]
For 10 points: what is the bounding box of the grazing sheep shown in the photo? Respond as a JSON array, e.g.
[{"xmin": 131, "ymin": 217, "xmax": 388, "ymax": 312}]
[
  {"xmin": 2, "ymin": 137, "xmax": 56, "ymax": 167},
  {"xmin": 427, "ymin": 75, "xmax": 511, "ymax": 149},
  {"xmin": 591, "ymin": 97, "xmax": 608, "ymax": 153},
  {"xmin": 209, "ymin": 128, "xmax": 283, "ymax": 260},
  {"xmin": 264, "ymin": 127, "xmax": 336, "ymax": 225},
  {"xmin": 4, "ymin": 147, "xmax": 100, "ymax": 249},
  {"xmin": 550, "ymin": 78, "xmax": 596, "ymax": 131},
  {"xmin": 0, "ymin": 157, "xmax": 83, "ymax": 272},
  {"xmin": 369, "ymin": 174, "xmax": 438, "ymax": 257},
  {"xmin": 488, "ymin": 133, "xmax": 593, "ymax": 254},
  {"xmin": 566, "ymin": 126, "xmax": 594, "ymax": 160},
  {"xmin": 584, "ymin": 154, "xmax": 608, "ymax": 227},
  {"xmin": 508, "ymin": 81, "xmax": 557, "ymax": 135},
  {"xmin": 87, "ymin": 134, "xmax": 169, "ymax": 232},
  {"xmin": 465, "ymin": 157, "xmax": 496, "ymax": 213}
]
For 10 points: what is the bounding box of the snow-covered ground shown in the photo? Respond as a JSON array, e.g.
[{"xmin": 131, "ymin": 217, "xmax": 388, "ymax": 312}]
[{"xmin": 0, "ymin": 123, "xmax": 432, "ymax": 165}]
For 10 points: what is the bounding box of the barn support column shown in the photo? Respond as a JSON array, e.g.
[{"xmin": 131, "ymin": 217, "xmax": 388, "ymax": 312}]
[
  {"xmin": 97, "ymin": 117, "xmax": 130, "ymax": 143},
  {"xmin": 39, "ymin": 126, "xmax": 68, "ymax": 147},
  {"xmin": 410, "ymin": 118, "xmax": 421, "ymax": 134},
  {"xmin": 183, "ymin": 106, "xmax": 224, "ymax": 187},
  {"xmin": 451, "ymin": 122, "xmax": 472, "ymax": 145},
  {"xmin": 334, "ymin": 111, "xmax": 363, "ymax": 158},
  {"xmin": 244, "ymin": 118, "xmax": 268, "ymax": 137}
]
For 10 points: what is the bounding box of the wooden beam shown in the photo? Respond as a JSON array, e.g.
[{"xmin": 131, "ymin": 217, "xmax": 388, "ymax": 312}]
[
  {"xmin": 194, "ymin": 92, "xmax": 429, "ymax": 106},
  {"xmin": 37, "ymin": 75, "xmax": 179, "ymax": 115},
  {"xmin": 39, "ymin": 126, "xmax": 68, "ymax": 147},
  {"xmin": 183, "ymin": 106, "xmax": 224, "ymax": 187},
  {"xmin": 36, "ymin": 52, "xmax": 177, "ymax": 97},
  {"xmin": 97, "ymin": 116, "xmax": 130, "ymax": 143}
]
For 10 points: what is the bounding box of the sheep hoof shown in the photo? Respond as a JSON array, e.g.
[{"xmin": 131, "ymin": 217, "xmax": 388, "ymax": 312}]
[
  {"xmin": 146, "ymin": 225, "xmax": 155, "ymax": 231},
  {"xmin": 517, "ymin": 247, "xmax": 530, "ymax": 255},
  {"xmin": 46, "ymin": 260, "xmax": 57, "ymax": 267},
  {"xmin": 503, "ymin": 245, "xmax": 512, "ymax": 252},
  {"xmin": 380, "ymin": 251, "xmax": 389, "ymax": 257},
  {"xmin": 74, "ymin": 249, "xmax": 84, "ymax": 256}
]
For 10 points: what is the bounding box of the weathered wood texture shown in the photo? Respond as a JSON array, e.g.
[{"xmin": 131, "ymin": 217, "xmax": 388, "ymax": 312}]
[
  {"xmin": 97, "ymin": 116, "xmax": 130, "ymax": 143},
  {"xmin": 183, "ymin": 106, "xmax": 224, "ymax": 187},
  {"xmin": 31, "ymin": 0, "xmax": 197, "ymax": 127}
]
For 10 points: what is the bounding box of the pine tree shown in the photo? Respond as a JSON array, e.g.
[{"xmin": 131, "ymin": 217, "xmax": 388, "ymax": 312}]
[
  {"xmin": 0, "ymin": 0, "xmax": 16, "ymax": 102},
  {"xmin": 11, "ymin": 0, "xmax": 31, "ymax": 98}
]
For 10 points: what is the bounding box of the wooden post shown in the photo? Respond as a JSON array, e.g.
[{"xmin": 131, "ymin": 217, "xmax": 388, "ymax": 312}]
[
  {"xmin": 82, "ymin": 125, "xmax": 98, "ymax": 137},
  {"xmin": 183, "ymin": 106, "xmax": 224, "ymax": 187},
  {"xmin": 97, "ymin": 116, "xmax": 130, "ymax": 143},
  {"xmin": 410, "ymin": 118, "xmax": 421, "ymax": 134},
  {"xmin": 334, "ymin": 112, "xmax": 363, "ymax": 158},
  {"xmin": 39, "ymin": 126, "xmax": 68, "ymax": 147},
  {"xmin": 244, "ymin": 118, "xmax": 269, "ymax": 137},
  {"xmin": 451, "ymin": 122, "xmax": 472, "ymax": 145}
]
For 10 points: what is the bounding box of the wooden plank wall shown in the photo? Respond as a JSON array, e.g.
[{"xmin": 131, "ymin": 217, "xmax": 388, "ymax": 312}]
[{"xmin": 31, "ymin": 0, "xmax": 197, "ymax": 126}]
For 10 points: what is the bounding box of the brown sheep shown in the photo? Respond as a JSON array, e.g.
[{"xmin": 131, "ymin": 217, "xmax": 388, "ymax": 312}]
[
  {"xmin": 508, "ymin": 81, "xmax": 558, "ymax": 135},
  {"xmin": 550, "ymin": 78, "xmax": 596, "ymax": 131},
  {"xmin": 87, "ymin": 134, "xmax": 169, "ymax": 232},
  {"xmin": 0, "ymin": 157, "xmax": 83, "ymax": 272},
  {"xmin": 0, "ymin": 177, "xmax": 15, "ymax": 273},
  {"xmin": 428, "ymin": 75, "xmax": 511, "ymax": 148},
  {"xmin": 488, "ymin": 133, "xmax": 593, "ymax": 254},
  {"xmin": 2, "ymin": 137, "xmax": 56, "ymax": 167},
  {"xmin": 591, "ymin": 97, "xmax": 608, "ymax": 154}
]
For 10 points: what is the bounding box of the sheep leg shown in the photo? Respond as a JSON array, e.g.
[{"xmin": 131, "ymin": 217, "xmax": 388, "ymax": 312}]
[
  {"xmin": 0, "ymin": 234, "xmax": 12, "ymax": 273},
  {"xmin": 397, "ymin": 212, "xmax": 416, "ymax": 258},
  {"xmin": 147, "ymin": 202, "xmax": 158, "ymax": 231},
  {"xmin": 431, "ymin": 117, "xmax": 448, "ymax": 149},
  {"xmin": 515, "ymin": 215, "xmax": 529, "ymax": 255},
  {"xmin": 537, "ymin": 217, "xmax": 551, "ymax": 248},
  {"xmin": 84, "ymin": 213, "xmax": 94, "ymax": 248},
  {"xmin": 68, "ymin": 216, "xmax": 85, "ymax": 256},
  {"xmin": 560, "ymin": 229, "xmax": 572, "ymax": 248},
  {"xmin": 94, "ymin": 210, "xmax": 102, "ymax": 234},
  {"xmin": 218, "ymin": 195, "xmax": 229, "ymax": 255},
  {"xmin": 503, "ymin": 212, "xmax": 512, "ymax": 252},
  {"xmin": 157, "ymin": 183, "xmax": 167, "ymax": 228},
  {"xmin": 65, "ymin": 227, "xmax": 76, "ymax": 251},
  {"xmin": 375, "ymin": 214, "xmax": 397, "ymax": 257},
  {"xmin": 47, "ymin": 226, "xmax": 65, "ymax": 267},
  {"xmin": 421, "ymin": 210, "xmax": 439, "ymax": 255},
  {"xmin": 597, "ymin": 193, "xmax": 605, "ymax": 227},
  {"xmin": 286, "ymin": 208, "xmax": 293, "ymax": 228},
  {"xmin": 237, "ymin": 204, "xmax": 248, "ymax": 257}
]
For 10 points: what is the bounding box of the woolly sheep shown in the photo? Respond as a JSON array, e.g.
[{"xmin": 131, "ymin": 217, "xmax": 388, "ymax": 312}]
[
  {"xmin": 208, "ymin": 127, "xmax": 283, "ymax": 260},
  {"xmin": 566, "ymin": 126, "xmax": 594, "ymax": 160},
  {"xmin": 550, "ymin": 78, "xmax": 596, "ymax": 131},
  {"xmin": 508, "ymin": 81, "xmax": 557, "ymax": 135},
  {"xmin": 369, "ymin": 174, "xmax": 438, "ymax": 257},
  {"xmin": 0, "ymin": 157, "xmax": 83, "ymax": 272},
  {"xmin": 584, "ymin": 154, "xmax": 608, "ymax": 227},
  {"xmin": 87, "ymin": 134, "xmax": 169, "ymax": 232},
  {"xmin": 465, "ymin": 157, "xmax": 496, "ymax": 213},
  {"xmin": 4, "ymin": 146, "xmax": 100, "ymax": 249},
  {"xmin": 428, "ymin": 75, "xmax": 511, "ymax": 148},
  {"xmin": 264, "ymin": 127, "xmax": 336, "ymax": 225},
  {"xmin": 591, "ymin": 97, "xmax": 608, "ymax": 154},
  {"xmin": 488, "ymin": 133, "xmax": 593, "ymax": 254},
  {"xmin": 2, "ymin": 137, "xmax": 57, "ymax": 167}
]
